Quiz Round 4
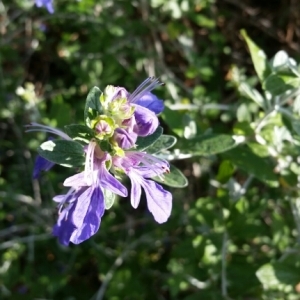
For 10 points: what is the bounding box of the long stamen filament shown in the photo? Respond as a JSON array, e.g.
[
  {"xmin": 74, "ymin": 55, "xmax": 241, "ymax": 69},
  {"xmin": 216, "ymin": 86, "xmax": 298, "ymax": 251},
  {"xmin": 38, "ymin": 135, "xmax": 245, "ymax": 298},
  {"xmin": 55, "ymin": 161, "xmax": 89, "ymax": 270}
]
[
  {"xmin": 57, "ymin": 187, "xmax": 76, "ymax": 213},
  {"xmin": 129, "ymin": 77, "xmax": 163, "ymax": 103},
  {"xmin": 84, "ymin": 140, "xmax": 96, "ymax": 185},
  {"xmin": 25, "ymin": 123, "xmax": 71, "ymax": 140}
]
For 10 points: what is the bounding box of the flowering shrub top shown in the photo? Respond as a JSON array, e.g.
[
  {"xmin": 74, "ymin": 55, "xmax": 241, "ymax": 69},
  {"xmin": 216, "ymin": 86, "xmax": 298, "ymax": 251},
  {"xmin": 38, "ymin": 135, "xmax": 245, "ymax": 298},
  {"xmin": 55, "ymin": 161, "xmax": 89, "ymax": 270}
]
[{"xmin": 27, "ymin": 78, "xmax": 187, "ymax": 245}]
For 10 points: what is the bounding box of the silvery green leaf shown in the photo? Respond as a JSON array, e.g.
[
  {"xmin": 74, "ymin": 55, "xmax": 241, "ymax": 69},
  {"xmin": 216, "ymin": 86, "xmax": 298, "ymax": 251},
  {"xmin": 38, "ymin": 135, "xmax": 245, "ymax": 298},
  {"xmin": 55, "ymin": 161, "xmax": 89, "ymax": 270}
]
[
  {"xmin": 152, "ymin": 164, "xmax": 188, "ymax": 188},
  {"xmin": 104, "ymin": 189, "xmax": 115, "ymax": 210},
  {"xmin": 146, "ymin": 135, "xmax": 177, "ymax": 154}
]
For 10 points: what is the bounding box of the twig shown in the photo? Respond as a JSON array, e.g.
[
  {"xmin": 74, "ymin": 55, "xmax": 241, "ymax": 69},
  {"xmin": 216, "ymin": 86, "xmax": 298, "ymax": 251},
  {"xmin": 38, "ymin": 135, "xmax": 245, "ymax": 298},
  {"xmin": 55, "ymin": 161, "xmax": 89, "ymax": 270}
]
[
  {"xmin": 221, "ymin": 231, "xmax": 228, "ymax": 297},
  {"xmin": 0, "ymin": 233, "xmax": 52, "ymax": 250},
  {"xmin": 288, "ymin": 196, "xmax": 300, "ymax": 244},
  {"xmin": 90, "ymin": 236, "xmax": 151, "ymax": 300}
]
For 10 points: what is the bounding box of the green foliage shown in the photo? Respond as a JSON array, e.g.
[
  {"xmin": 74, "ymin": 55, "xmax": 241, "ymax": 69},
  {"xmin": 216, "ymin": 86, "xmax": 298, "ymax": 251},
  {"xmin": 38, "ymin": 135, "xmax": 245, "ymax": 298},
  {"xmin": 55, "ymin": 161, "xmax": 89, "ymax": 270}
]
[
  {"xmin": 84, "ymin": 86, "xmax": 103, "ymax": 127},
  {"xmin": 179, "ymin": 134, "xmax": 237, "ymax": 156},
  {"xmin": 64, "ymin": 124, "xmax": 95, "ymax": 143},
  {"xmin": 38, "ymin": 139, "xmax": 85, "ymax": 167},
  {"xmin": 135, "ymin": 126, "xmax": 163, "ymax": 151}
]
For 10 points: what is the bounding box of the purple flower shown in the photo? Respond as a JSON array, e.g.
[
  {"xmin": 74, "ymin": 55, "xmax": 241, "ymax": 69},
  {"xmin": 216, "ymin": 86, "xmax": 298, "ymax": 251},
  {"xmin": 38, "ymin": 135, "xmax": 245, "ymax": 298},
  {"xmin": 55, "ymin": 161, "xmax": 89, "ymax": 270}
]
[
  {"xmin": 103, "ymin": 78, "xmax": 164, "ymax": 149},
  {"xmin": 134, "ymin": 92, "xmax": 164, "ymax": 114},
  {"xmin": 53, "ymin": 142, "xmax": 128, "ymax": 245},
  {"xmin": 35, "ymin": 0, "xmax": 54, "ymax": 13},
  {"xmin": 113, "ymin": 151, "xmax": 172, "ymax": 223},
  {"xmin": 128, "ymin": 78, "xmax": 165, "ymax": 114},
  {"xmin": 33, "ymin": 155, "xmax": 55, "ymax": 179},
  {"xmin": 132, "ymin": 104, "xmax": 159, "ymax": 137},
  {"xmin": 53, "ymin": 183, "xmax": 104, "ymax": 245}
]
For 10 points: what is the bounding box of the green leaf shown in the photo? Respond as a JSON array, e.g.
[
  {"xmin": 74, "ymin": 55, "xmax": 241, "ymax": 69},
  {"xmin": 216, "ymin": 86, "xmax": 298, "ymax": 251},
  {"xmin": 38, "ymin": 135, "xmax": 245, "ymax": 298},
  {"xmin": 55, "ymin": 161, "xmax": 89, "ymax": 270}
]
[
  {"xmin": 104, "ymin": 189, "xmax": 115, "ymax": 210},
  {"xmin": 237, "ymin": 103, "xmax": 251, "ymax": 122},
  {"xmin": 263, "ymin": 74, "xmax": 300, "ymax": 96},
  {"xmin": 64, "ymin": 124, "xmax": 95, "ymax": 143},
  {"xmin": 240, "ymin": 29, "xmax": 270, "ymax": 81},
  {"xmin": 84, "ymin": 86, "xmax": 103, "ymax": 126},
  {"xmin": 135, "ymin": 126, "xmax": 163, "ymax": 151},
  {"xmin": 37, "ymin": 140, "xmax": 84, "ymax": 167},
  {"xmin": 271, "ymin": 50, "xmax": 290, "ymax": 73},
  {"xmin": 161, "ymin": 106, "xmax": 184, "ymax": 136},
  {"xmin": 238, "ymin": 82, "xmax": 265, "ymax": 108},
  {"xmin": 222, "ymin": 146, "xmax": 278, "ymax": 186},
  {"xmin": 179, "ymin": 134, "xmax": 237, "ymax": 156},
  {"xmin": 216, "ymin": 160, "xmax": 235, "ymax": 183},
  {"xmin": 291, "ymin": 120, "xmax": 300, "ymax": 136},
  {"xmin": 145, "ymin": 135, "xmax": 177, "ymax": 154},
  {"xmin": 256, "ymin": 263, "xmax": 300, "ymax": 291},
  {"xmin": 152, "ymin": 164, "xmax": 188, "ymax": 188},
  {"xmin": 271, "ymin": 50, "xmax": 300, "ymax": 77}
]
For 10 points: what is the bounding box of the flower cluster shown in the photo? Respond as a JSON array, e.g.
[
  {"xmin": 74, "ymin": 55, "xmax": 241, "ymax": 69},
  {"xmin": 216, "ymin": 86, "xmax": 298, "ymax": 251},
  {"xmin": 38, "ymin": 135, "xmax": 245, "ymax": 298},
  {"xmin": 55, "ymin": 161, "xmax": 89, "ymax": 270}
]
[{"xmin": 28, "ymin": 78, "xmax": 173, "ymax": 245}]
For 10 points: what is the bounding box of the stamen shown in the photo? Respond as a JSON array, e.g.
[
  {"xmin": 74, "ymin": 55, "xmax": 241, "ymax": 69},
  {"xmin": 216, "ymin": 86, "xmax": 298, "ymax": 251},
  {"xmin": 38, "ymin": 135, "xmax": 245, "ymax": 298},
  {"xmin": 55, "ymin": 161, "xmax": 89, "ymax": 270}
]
[
  {"xmin": 25, "ymin": 123, "xmax": 71, "ymax": 140},
  {"xmin": 84, "ymin": 140, "xmax": 97, "ymax": 185},
  {"xmin": 57, "ymin": 187, "xmax": 76, "ymax": 213},
  {"xmin": 124, "ymin": 151, "xmax": 169, "ymax": 177},
  {"xmin": 129, "ymin": 77, "xmax": 163, "ymax": 103},
  {"xmin": 129, "ymin": 78, "xmax": 152, "ymax": 100}
]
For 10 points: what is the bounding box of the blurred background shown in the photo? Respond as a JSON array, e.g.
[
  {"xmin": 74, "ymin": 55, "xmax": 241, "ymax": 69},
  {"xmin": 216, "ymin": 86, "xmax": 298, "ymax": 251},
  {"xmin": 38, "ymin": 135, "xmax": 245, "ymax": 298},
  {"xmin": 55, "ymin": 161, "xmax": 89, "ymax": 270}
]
[{"xmin": 1, "ymin": 0, "xmax": 300, "ymax": 299}]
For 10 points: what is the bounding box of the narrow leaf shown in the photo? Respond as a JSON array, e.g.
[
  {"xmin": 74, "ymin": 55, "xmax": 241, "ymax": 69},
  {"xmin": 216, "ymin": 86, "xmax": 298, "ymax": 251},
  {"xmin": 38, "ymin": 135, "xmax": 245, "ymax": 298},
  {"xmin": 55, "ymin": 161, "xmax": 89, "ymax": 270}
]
[
  {"xmin": 240, "ymin": 29, "xmax": 270, "ymax": 81},
  {"xmin": 152, "ymin": 164, "xmax": 188, "ymax": 188}
]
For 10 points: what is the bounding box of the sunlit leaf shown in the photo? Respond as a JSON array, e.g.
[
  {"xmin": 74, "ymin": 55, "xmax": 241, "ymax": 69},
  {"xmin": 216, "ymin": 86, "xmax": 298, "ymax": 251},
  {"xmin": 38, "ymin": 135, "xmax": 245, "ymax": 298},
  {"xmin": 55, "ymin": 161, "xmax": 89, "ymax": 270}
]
[
  {"xmin": 240, "ymin": 29, "xmax": 270, "ymax": 81},
  {"xmin": 152, "ymin": 164, "xmax": 188, "ymax": 188},
  {"xmin": 256, "ymin": 263, "xmax": 300, "ymax": 291},
  {"xmin": 38, "ymin": 140, "xmax": 84, "ymax": 167},
  {"xmin": 64, "ymin": 124, "xmax": 95, "ymax": 143},
  {"xmin": 104, "ymin": 189, "xmax": 115, "ymax": 210}
]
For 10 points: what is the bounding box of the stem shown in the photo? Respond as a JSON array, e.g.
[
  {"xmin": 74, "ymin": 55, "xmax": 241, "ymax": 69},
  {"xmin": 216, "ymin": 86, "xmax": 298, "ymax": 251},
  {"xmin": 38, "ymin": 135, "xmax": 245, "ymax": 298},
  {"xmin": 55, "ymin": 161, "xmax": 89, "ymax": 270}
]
[
  {"xmin": 288, "ymin": 196, "xmax": 300, "ymax": 244},
  {"xmin": 221, "ymin": 231, "xmax": 228, "ymax": 297},
  {"xmin": 90, "ymin": 236, "xmax": 151, "ymax": 300}
]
